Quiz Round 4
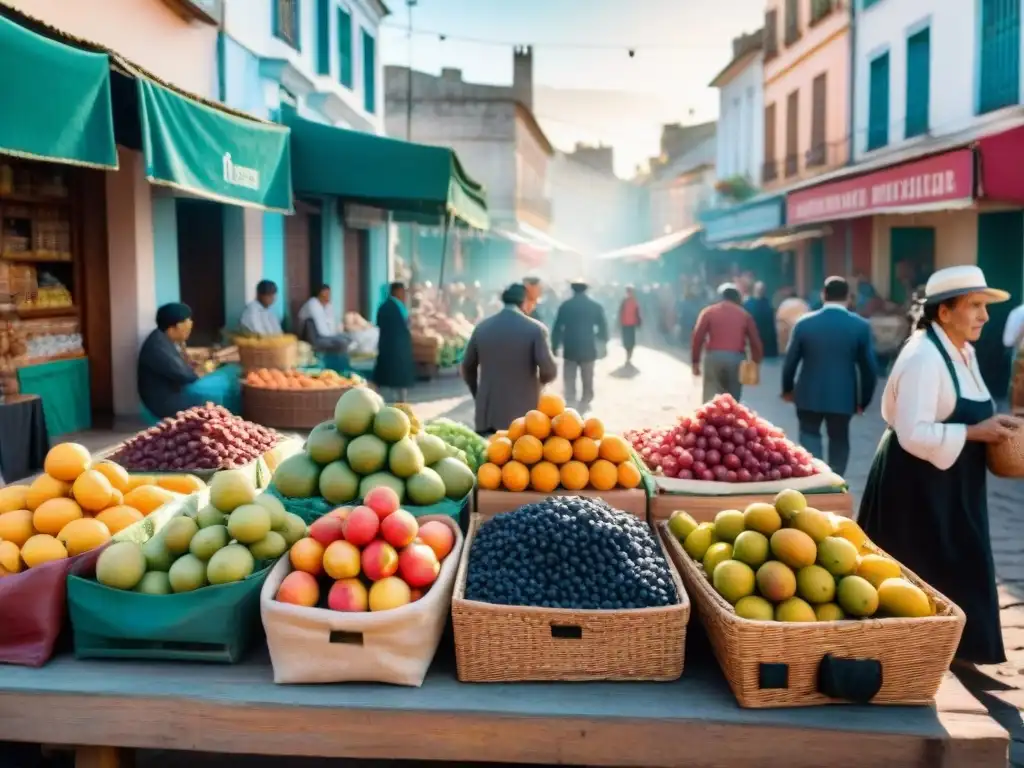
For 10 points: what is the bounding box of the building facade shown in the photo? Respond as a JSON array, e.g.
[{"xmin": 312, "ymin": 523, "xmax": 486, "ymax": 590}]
[{"xmin": 713, "ymin": 30, "xmax": 765, "ymax": 193}]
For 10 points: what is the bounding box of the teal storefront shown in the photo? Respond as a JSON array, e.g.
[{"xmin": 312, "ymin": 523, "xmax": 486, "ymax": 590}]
[{"xmin": 700, "ymin": 195, "xmax": 793, "ymax": 297}]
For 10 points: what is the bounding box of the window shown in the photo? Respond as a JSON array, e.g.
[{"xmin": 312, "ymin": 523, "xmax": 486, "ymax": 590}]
[
  {"xmin": 979, "ymin": 0, "xmax": 1021, "ymax": 115},
  {"xmin": 905, "ymin": 27, "xmax": 930, "ymax": 138},
  {"xmin": 338, "ymin": 7, "xmax": 353, "ymax": 87},
  {"xmin": 867, "ymin": 51, "xmax": 890, "ymax": 150},
  {"xmin": 808, "ymin": 73, "xmax": 827, "ymax": 166},
  {"xmin": 362, "ymin": 29, "xmax": 376, "ymax": 114},
  {"xmin": 272, "ymin": 0, "xmax": 300, "ymax": 50},
  {"xmin": 784, "ymin": 0, "xmax": 800, "ymax": 46},
  {"xmin": 785, "ymin": 89, "xmax": 799, "ymax": 177},
  {"xmin": 763, "ymin": 103, "xmax": 777, "ymax": 182},
  {"xmin": 810, "ymin": 0, "xmax": 834, "ymax": 26},
  {"xmin": 764, "ymin": 9, "xmax": 779, "ymax": 60},
  {"xmin": 316, "ymin": 0, "xmax": 330, "ymax": 75}
]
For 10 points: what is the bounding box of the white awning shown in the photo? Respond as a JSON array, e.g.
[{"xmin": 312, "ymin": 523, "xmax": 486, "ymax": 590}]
[
  {"xmin": 517, "ymin": 222, "xmax": 583, "ymax": 255},
  {"xmin": 594, "ymin": 226, "xmax": 701, "ymax": 260},
  {"xmin": 714, "ymin": 226, "xmax": 832, "ymax": 251}
]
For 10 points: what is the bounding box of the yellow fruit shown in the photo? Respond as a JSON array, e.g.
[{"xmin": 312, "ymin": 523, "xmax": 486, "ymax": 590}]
[
  {"xmin": 597, "ymin": 435, "xmax": 630, "ymax": 464},
  {"xmin": 126, "ymin": 475, "xmax": 157, "ymax": 491},
  {"xmin": 0, "ymin": 540, "xmax": 21, "ymax": 574},
  {"xmin": 551, "ymin": 409, "xmax": 584, "ymax": 440},
  {"xmin": 489, "ymin": 430, "xmax": 508, "ymax": 443},
  {"xmin": 790, "ymin": 508, "xmax": 837, "ymax": 543},
  {"xmin": 95, "ymin": 505, "xmax": 145, "ymax": 534},
  {"xmin": 109, "ymin": 488, "xmax": 124, "ymax": 506},
  {"xmin": 683, "ymin": 523, "xmax": 717, "ymax": 561},
  {"xmin": 559, "ymin": 461, "xmax": 589, "ymax": 490},
  {"xmin": 582, "ymin": 417, "xmax": 605, "ymax": 440},
  {"xmin": 0, "ymin": 484, "xmax": 29, "ymax": 514},
  {"xmin": 735, "ymin": 595, "xmax": 774, "ymax": 620},
  {"xmin": 26, "ymin": 474, "xmax": 71, "ymax": 511},
  {"xmin": 834, "ymin": 516, "xmax": 869, "ymax": 551},
  {"xmin": 770, "ymin": 528, "xmax": 817, "ymax": 569},
  {"xmin": 57, "ymin": 517, "xmax": 112, "ymax": 557},
  {"xmin": 588, "ymin": 459, "xmax": 618, "ymax": 491},
  {"xmin": 122, "ymin": 485, "xmax": 175, "ymax": 516},
  {"xmin": 773, "ymin": 488, "xmax": 807, "ymax": 520},
  {"xmin": 816, "ymin": 536, "xmax": 859, "ymax": 576},
  {"xmin": 507, "ymin": 417, "xmax": 527, "ymax": 442},
  {"xmin": 742, "ymin": 502, "xmax": 782, "ymax": 536},
  {"xmin": 512, "ymin": 435, "xmax": 544, "ymax": 465},
  {"xmin": 524, "ymin": 410, "xmax": 552, "ymax": 440},
  {"xmin": 877, "ymin": 578, "xmax": 933, "ymax": 618},
  {"xmin": 713, "ymin": 509, "xmax": 745, "ymax": 542},
  {"xmin": 43, "ymin": 442, "xmax": 91, "ymax": 482},
  {"xmin": 775, "ymin": 596, "xmax": 817, "ymax": 622},
  {"xmin": 815, "ymin": 603, "xmax": 846, "ymax": 621},
  {"xmin": 702, "ymin": 542, "xmax": 733, "ymax": 577},
  {"xmin": 0, "ymin": 509, "xmax": 34, "ymax": 547},
  {"xmin": 72, "ymin": 469, "xmax": 114, "ymax": 513},
  {"xmin": 572, "ymin": 436, "xmax": 599, "ymax": 463},
  {"xmin": 537, "ymin": 392, "xmax": 565, "ymax": 419},
  {"xmin": 796, "ymin": 564, "xmax": 836, "ymax": 604},
  {"xmin": 856, "ymin": 554, "xmax": 902, "ymax": 588},
  {"xmin": 712, "ymin": 559, "xmax": 756, "ymax": 604},
  {"xmin": 756, "ymin": 560, "xmax": 797, "ymax": 602},
  {"xmin": 156, "ymin": 474, "xmax": 207, "ymax": 494},
  {"xmin": 20, "ymin": 534, "xmax": 68, "ymax": 568},
  {"xmin": 542, "ymin": 436, "xmax": 573, "ymax": 464},
  {"xmin": 617, "ymin": 461, "xmax": 642, "ymax": 489},
  {"xmin": 92, "ymin": 461, "xmax": 131, "ymax": 494},
  {"xmin": 501, "ymin": 461, "xmax": 530, "ymax": 492},
  {"xmin": 477, "ymin": 463, "xmax": 503, "ymax": 490},
  {"xmin": 486, "ymin": 437, "xmax": 513, "ymax": 466},
  {"xmin": 529, "ymin": 461, "xmax": 561, "ymax": 493},
  {"xmin": 667, "ymin": 510, "xmax": 698, "ymax": 540},
  {"xmin": 837, "ymin": 575, "xmax": 879, "ymax": 617},
  {"xmin": 33, "ymin": 497, "xmax": 84, "ymax": 536}
]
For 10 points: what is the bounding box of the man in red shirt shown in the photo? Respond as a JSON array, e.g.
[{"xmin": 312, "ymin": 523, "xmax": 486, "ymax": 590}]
[
  {"xmin": 618, "ymin": 286, "xmax": 642, "ymax": 367},
  {"xmin": 691, "ymin": 283, "xmax": 764, "ymax": 402}
]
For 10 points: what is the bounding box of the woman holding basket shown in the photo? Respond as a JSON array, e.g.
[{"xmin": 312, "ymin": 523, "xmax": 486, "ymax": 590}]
[{"xmin": 859, "ymin": 266, "xmax": 1021, "ymax": 667}]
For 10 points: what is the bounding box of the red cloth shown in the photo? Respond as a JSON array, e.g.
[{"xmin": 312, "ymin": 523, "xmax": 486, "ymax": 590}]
[
  {"xmin": 620, "ymin": 297, "xmax": 641, "ymax": 327},
  {"xmin": 691, "ymin": 301, "xmax": 764, "ymax": 366}
]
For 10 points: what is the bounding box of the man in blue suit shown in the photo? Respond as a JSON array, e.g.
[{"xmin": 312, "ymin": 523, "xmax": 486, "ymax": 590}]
[{"xmin": 781, "ymin": 276, "xmax": 877, "ymax": 475}]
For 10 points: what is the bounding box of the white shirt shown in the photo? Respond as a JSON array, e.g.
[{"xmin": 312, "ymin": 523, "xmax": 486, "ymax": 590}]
[
  {"xmin": 1003, "ymin": 304, "xmax": 1024, "ymax": 348},
  {"xmin": 297, "ymin": 297, "xmax": 337, "ymax": 338},
  {"xmin": 882, "ymin": 323, "xmax": 991, "ymax": 471},
  {"xmin": 239, "ymin": 300, "xmax": 282, "ymax": 337}
]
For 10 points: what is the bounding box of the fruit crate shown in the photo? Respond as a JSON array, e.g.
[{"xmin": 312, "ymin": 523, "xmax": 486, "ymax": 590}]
[
  {"xmin": 260, "ymin": 516, "xmax": 463, "ymax": 686},
  {"xmin": 658, "ymin": 522, "xmax": 966, "ymax": 708},
  {"xmin": 242, "ymin": 383, "xmax": 353, "ymax": 430},
  {"xmin": 451, "ymin": 513, "xmax": 690, "ymax": 683},
  {"xmin": 476, "ymin": 488, "xmax": 647, "ymax": 522}
]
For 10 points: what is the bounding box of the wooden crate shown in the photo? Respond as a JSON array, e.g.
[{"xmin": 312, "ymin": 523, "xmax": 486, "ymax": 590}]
[{"xmin": 648, "ymin": 490, "xmax": 853, "ymax": 526}]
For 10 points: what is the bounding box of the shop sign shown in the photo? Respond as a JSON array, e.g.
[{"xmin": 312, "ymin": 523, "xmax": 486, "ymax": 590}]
[
  {"xmin": 787, "ymin": 149, "xmax": 975, "ymax": 226},
  {"xmin": 703, "ymin": 197, "xmax": 784, "ymax": 245}
]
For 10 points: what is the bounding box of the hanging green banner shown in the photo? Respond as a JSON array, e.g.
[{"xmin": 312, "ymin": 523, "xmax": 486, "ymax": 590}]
[{"xmin": 136, "ymin": 78, "xmax": 293, "ymax": 213}]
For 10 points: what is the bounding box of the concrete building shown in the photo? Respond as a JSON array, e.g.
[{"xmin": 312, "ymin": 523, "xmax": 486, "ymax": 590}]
[
  {"xmin": 711, "ymin": 29, "xmax": 764, "ymax": 194},
  {"xmin": 644, "ymin": 124, "xmax": 717, "ymax": 238}
]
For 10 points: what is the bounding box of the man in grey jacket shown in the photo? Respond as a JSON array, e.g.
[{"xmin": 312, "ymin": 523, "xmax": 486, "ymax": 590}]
[{"xmin": 461, "ymin": 283, "xmax": 559, "ymax": 435}]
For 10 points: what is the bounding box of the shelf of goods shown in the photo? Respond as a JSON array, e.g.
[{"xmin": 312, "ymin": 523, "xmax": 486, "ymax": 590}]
[
  {"xmin": 660, "ymin": 490, "xmax": 966, "ymax": 708},
  {"xmin": 234, "ymin": 334, "xmax": 298, "ymax": 372},
  {"xmin": 268, "ymin": 391, "xmax": 473, "ymax": 523},
  {"xmin": 475, "ymin": 393, "xmax": 647, "ymax": 520},
  {"xmin": 410, "ymin": 303, "xmax": 473, "ymax": 370},
  {"xmin": 452, "ymin": 506, "xmax": 689, "ymax": 682},
  {"xmin": 241, "ymin": 369, "xmax": 362, "ymax": 429},
  {"xmin": 626, "ymin": 394, "xmax": 853, "ymax": 524}
]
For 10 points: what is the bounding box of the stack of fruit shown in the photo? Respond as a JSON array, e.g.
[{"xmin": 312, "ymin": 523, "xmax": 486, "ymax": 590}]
[
  {"xmin": 271, "ymin": 388, "xmax": 475, "ymax": 509},
  {"xmin": 243, "ymin": 368, "xmax": 361, "ymax": 390},
  {"xmin": 476, "ymin": 393, "xmax": 642, "ymax": 493},
  {"xmin": 668, "ymin": 489, "xmax": 934, "ymax": 621},
  {"xmin": 424, "ymin": 417, "xmax": 488, "ymax": 472},
  {"xmin": 276, "ymin": 487, "xmax": 456, "ymax": 611},
  {"xmin": 0, "ymin": 443, "xmax": 203, "ymax": 576},
  {"xmin": 91, "ymin": 470, "xmax": 307, "ymax": 595}
]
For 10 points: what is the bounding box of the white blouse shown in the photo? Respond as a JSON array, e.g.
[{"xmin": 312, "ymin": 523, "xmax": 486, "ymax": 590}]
[{"xmin": 882, "ymin": 323, "xmax": 992, "ymax": 471}]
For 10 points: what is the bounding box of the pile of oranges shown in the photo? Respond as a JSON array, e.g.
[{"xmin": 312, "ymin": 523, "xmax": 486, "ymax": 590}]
[
  {"xmin": 477, "ymin": 393, "xmax": 643, "ymax": 493},
  {"xmin": 244, "ymin": 368, "xmax": 358, "ymax": 390}
]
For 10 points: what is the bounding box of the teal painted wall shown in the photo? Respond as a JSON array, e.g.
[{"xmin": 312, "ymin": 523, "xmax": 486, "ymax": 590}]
[
  {"xmin": 369, "ymin": 226, "xmax": 389, "ymax": 319},
  {"xmin": 262, "ymin": 213, "xmax": 286, "ymax": 320},
  {"xmin": 152, "ymin": 196, "xmax": 180, "ymax": 307},
  {"xmin": 223, "ymin": 207, "xmax": 247, "ymax": 327},
  {"xmin": 322, "ymin": 198, "xmax": 345, "ymax": 323}
]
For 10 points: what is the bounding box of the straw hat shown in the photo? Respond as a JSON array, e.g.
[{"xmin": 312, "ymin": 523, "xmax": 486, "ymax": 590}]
[{"xmin": 923, "ymin": 265, "xmax": 1009, "ymax": 305}]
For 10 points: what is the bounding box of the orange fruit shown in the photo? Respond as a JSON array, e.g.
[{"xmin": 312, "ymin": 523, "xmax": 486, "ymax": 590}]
[
  {"xmin": 598, "ymin": 434, "xmax": 631, "ymax": 464},
  {"xmin": 92, "ymin": 461, "xmax": 131, "ymax": 494},
  {"xmin": 617, "ymin": 461, "xmax": 642, "ymax": 489},
  {"xmin": 489, "ymin": 430, "xmax": 509, "ymax": 443},
  {"xmin": 572, "ymin": 436, "xmax": 600, "ymax": 463},
  {"xmin": 583, "ymin": 417, "xmax": 605, "ymax": 440},
  {"xmin": 0, "ymin": 509, "xmax": 34, "ymax": 547},
  {"xmin": 542, "ymin": 436, "xmax": 573, "ymax": 464},
  {"xmin": 538, "ymin": 392, "xmax": 566, "ymax": 419},
  {"xmin": 72, "ymin": 469, "xmax": 114, "ymax": 513},
  {"xmin": 95, "ymin": 505, "xmax": 145, "ymax": 534},
  {"xmin": 507, "ymin": 417, "xmax": 527, "ymax": 441},
  {"xmin": 20, "ymin": 534, "xmax": 67, "ymax": 568},
  {"xmin": 530, "ymin": 461, "xmax": 561, "ymax": 493},
  {"xmin": 290, "ymin": 537, "xmax": 326, "ymax": 575},
  {"xmin": 109, "ymin": 488, "xmax": 124, "ymax": 506},
  {"xmin": 512, "ymin": 435, "xmax": 544, "ymax": 465},
  {"xmin": 57, "ymin": 517, "xmax": 112, "ymax": 557},
  {"xmin": 552, "ymin": 409, "xmax": 584, "ymax": 440},
  {"xmin": 589, "ymin": 459, "xmax": 618, "ymax": 491},
  {"xmin": 126, "ymin": 475, "xmax": 157, "ymax": 491},
  {"xmin": 560, "ymin": 461, "xmax": 590, "ymax": 491},
  {"xmin": 486, "ymin": 436, "xmax": 514, "ymax": 466},
  {"xmin": 501, "ymin": 461, "xmax": 530, "ymax": 492},
  {"xmin": 156, "ymin": 474, "xmax": 207, "ymax": 494},
  {"xmin": 122, "ymin": 485, "xmax": 175, "ymax": 516},
  {"xmin": 43, "ymin": 443, "xmax": 91, "ymax": 482},
  {"xmin": 33, "ymin": 497, "xmax": 84, "ymax": 536},
  {"xmin": 477, "ymin": 463, "xmax": 503, "ymax": 490},
  {"xmin": 524, "ymin": 410, "xmax": 552, "ymax": 440},
  {"xmin": 25, "ymin": 474, "xmax": 71, "ymax": 511},
  {"xmin": 0, "ymin": 484, "xmax": 29, "ymax": 514}
]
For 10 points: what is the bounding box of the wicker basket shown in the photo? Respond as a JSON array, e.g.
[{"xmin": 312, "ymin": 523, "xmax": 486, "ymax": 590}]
[
  {"xmin": 237, "ymin": 342, "xmax": 297, "ymax": 372},
  {"xmin": 242, "ymin": 384, "xmax": 350, "ymax": 429},
  {"xmin": 988, "ymin": 420, "xmax": 1024, "ymax": 478},
  {"xmin": 451, "ymin": 513, "xmax": 690, "ymax": 683},
  {"xmin": 660, "ymin": 523, "xmax": 966, "ymax": 708}
]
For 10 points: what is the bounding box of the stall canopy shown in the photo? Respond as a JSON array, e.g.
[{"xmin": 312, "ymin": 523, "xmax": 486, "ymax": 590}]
[
  {"xmin": 0, "ymin": 13, "xmax": 117, "ymax": 169},
  {"xmin": 494, "ymin": 222, "xmax": 582, "ymax": 254},
  {"xmin": 594, "ymin": 226, "xmax": 701, "ymax": 261},
  {"xmin": 286, "ymin": 114, "xmax": 489, "ymax": 230}
]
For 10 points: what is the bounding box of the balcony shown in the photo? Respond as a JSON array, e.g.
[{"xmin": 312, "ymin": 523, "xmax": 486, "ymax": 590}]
[
  {"xmin": 784, "ymin": 154, "xmax": 800, "ymax": 178},
  {"xmin": 761, "ymin": 161, "xmax": 779, "ymax": 184}
]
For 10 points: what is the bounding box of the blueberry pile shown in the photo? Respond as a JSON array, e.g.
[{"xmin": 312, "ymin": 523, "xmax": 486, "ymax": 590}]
[{"xmin": 465, "ymin": 496, "xmax": 678, "ymax": 610}]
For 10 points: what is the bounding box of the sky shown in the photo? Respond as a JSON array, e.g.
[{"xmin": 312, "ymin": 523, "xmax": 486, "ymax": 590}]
[{"xmin": 379, "ymin": 0, "xmax": 766, "ymax": 178}]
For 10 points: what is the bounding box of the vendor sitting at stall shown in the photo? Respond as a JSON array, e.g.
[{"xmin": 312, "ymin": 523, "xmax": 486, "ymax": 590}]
[
  {"xmin": 297, "ymin": 284, "xmax": 351, "ymax": 353},
  {"xmin": 137, "ymin": 303, "xmax": 205, "ymax": 419},
  {"xmin": 239, "ymin": 280, "xmax": 282, "ymax": 337}
]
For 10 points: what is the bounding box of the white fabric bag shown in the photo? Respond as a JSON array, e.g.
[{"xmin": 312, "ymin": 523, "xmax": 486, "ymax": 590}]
[{"xmin": 260, "ymin": 515, "xmax": 463, "ymax": 686}]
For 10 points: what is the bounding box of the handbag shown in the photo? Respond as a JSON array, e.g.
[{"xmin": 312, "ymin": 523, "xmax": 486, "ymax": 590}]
[{"xmin": 739, "ymin": 359, "xmax": 760, "ymax": 386}]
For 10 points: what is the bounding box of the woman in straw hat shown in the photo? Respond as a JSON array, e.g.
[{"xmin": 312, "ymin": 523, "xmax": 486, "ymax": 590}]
[{"xmin": 859, "ymin": 266, "xmax": 1021, "ymax": 666}]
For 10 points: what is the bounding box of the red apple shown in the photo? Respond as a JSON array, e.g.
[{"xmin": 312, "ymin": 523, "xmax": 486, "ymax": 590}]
[
  {"xmin": 276, "ymin": 571, "xmax": 319, "ymax": 607},
  {"xmin": 399, "ymin": 542, "xmax": 440, "ymax": 588},
  {"xmin": 380, "ymin": 509, "xmax": 419, "ymax": 549},
  {"xmin": 328, "ymin": 506, "xmax": 353, "ymax": 523},
  {"xmin": 309, "ymin": 515, "xmax": 345, "ymax": 547},
  {"xmin": 364, "ymin": 486, "xmax": 401, "ymax": 521},
  {"xmin": 343, "ymin": 505, "xmax": 380, "ymax": 547},
  {"xmin": 328, "ymin": 578, "xmax": 368, "ymax": 612},
  {"xmin": 361, "ymin": 540, "xmax": 399, "ymax": 581}
]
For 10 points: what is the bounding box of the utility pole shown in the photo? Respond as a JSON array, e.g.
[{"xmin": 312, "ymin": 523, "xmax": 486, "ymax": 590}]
[{"xmin": 406, "ymin": 0, "xmax": 416, "ymax": 140}]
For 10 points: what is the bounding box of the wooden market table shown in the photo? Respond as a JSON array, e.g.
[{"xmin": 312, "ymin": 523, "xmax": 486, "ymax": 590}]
[{"xmin": 0, "ymin": 641, "xmax": 1008, "ymax": 768}]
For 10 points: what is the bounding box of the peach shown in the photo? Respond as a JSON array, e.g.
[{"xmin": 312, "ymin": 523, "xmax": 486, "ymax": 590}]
[
  {"xmin": 289, "ymin": 537, "xmax": 325, "ymax": 576},
  {"xmin": 328, "ymin": 578, "xmax": 368, "ymax": 612},
  {"xmin": 368, "ymin": 576, "xmax": 411, "ymax": 611},
  {"xmin": 399, "ymin": 542, "xmax": 441, "ymax": 588},
  {"xmin": 361, "ymin": 540, "xmax": 399, "ymax": 581},
  {"xmin": 323, "ymin": 540, "xmax": 361, "ymax": 580},
  {"xmin": 328, "ymin": 506, "xmax": 353, "ymax": 523},
  {"xmin": 417, "ymin": 520, "xmax": 455, "ymax": 561},
  {"xmin": 309, "ymin": 515, "xmax": 346, "ymax": 547},
  {"xmin": 380, "ymin": 509, "xmax": 418, "ymax": 549},
  {"xmin": 343, "ymin": 505, "xmax": 379, "ymax": 547},
  {"xmin": 364, "ymin": 486, "xmax": 400, "ymax": 521},
  {"xmin": 276, "ymin": 570, "xmax": 319, "ymax": 607}
]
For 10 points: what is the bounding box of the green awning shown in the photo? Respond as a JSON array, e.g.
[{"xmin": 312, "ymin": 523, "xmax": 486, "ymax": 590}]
[
  {"xmin": 0, "ymin": 13, "xmax": 116, "ymax": 169},
  {"xmin": 136, "ymin": 78, "xmax": 293, "ymax": 213},
  {"xmin": 286, "ymin": 114, "xmax": 488, "ymax": 230}
]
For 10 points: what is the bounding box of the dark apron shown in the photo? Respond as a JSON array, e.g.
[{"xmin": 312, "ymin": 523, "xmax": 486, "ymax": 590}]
[{"xmin": 858, "ymin": 326, "xmax": 1005, "ymax": 664}]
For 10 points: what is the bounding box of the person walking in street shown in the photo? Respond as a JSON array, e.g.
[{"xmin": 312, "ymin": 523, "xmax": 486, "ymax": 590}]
[
  {"xmin": 780, "ymin": 277, "xmax": 877, "ymax": 476},
  {"xmin": 372, "ymin": 282, "xmax": 415, "ymax": 402},
  {"xmin": 618, "ymin": 285, "xmax": 642, "ymax": 367},
  {"xmin": 461, "ymin": 283, "xmax": 558, "ymax": 435},
  {"xmin": 552, "ymin": 279, "xmax": 609, "ymax": 413},
  {"xmin": 691, "ymin": 283, "xmax": 763, "ymax": 402},
  {"xmin": 744, "ymin": 281, "xmax": 779, "ymax": 358},
  {"xmin": 523, "ymin": 276, "xmax": 543, "ymax": 322},
  {"xmin": 858, "ymin": 265, "xmax": 1022, "ymax": 669}
]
